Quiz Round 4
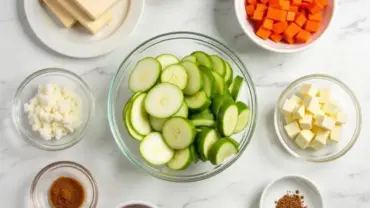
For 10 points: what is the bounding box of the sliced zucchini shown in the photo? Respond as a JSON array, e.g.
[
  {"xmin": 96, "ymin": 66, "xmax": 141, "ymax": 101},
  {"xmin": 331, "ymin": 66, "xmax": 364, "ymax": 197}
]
[
  {"xmin": 160, "ymin": 64, "xmax": 188, "ymax": 90},
  {"xmin": 234, "ymin": 102, "xmax": 250, "ymax": 133},
  {"xmin": 162, "ymin": 117, "xmax": 196, "ymax": 149},
  {"xmin": 185, "ymin": 91, "xmax": 212, "ymax": 112},
  {"xmin": 166, "ymin": 148, "xmax": 193, "ymax": 170},
  {"xmin": 129, "ymin": 57, "xmax": 161, "ymax": 92},
  {"xmin": 130, "ymin": 93, "xmax": 151, "ymax": 135},
  {"xmin": 191, "ymin": 51, "xmax": 213, "ymax": 69},
  {"xmin": 173, "ymin": 102, "xmax": 189, "ymax": 118},
  {"xmin": 224, "ymin": 61, "xmax": 233, "ymax": 86},
  {"xmin": 124, "ymin": 102, "xmax": 144, "ymax": 141},
  {"xmin": 200, "ymin": 66, "xmax": 216, "ymax": 98},
  {"xmin": 190, "ymin": 144, "xmax": 199, "ymax": 163},
  {"xmin": 123, "ymin": 92, "xmax": 141, "ymax": 115},
  {"xmin": 196, "ymin": 128, "xmax": 218, "ymax": 160},
  {"xmin": 156, "ymin": 54, "xmax": 179, "ymax": 69},
  {"xmin": 139, "ymin": 132, "xmax": 174, "ymax": 165},
  {"xmin": 182, "ymin": 55, "xmax": 198, "ymax": 64},
  {"xmin": 181, "ymin": 61, "xmax": 203, "ymax": 95},
  {"xmin": 212, "ymin": 71, "xmax": 226, "ymax": 95},
  {"xmin": 229, "ymin": 76, "xmax": 243, "ymax": 100},
  {"xmin": 208, "ymin": 138, "xmax": 239, "ymax": 165},
  {"xmin": 211, "ymin": 95, "xmax": 234, "ymax": 117},
  {"xmin": 210, "ymin": 55, "xmax": 226, "ymax": 76},
  {"xmin": 144, "ymin": 83, "xmax": 184, "ymax": 118},
  {"xmin": 190, "ymin": 109, "xmax": 214, "ymax": 120},
  {"xmin": 149, "ymin": 116, "xmax": 167, "ymax": 132},
  {"xmin": 217, "ymin": 102, "xmax": 238, "ymax": 137},
  {"xmin": 190, "ymin": 109, "xmax": 215, "ymax": 127}
]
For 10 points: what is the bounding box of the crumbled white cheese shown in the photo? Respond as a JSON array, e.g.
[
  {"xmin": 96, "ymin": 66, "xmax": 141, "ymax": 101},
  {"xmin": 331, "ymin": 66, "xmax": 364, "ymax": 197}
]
[{"xmin": 24, "ymin": 84, "xmax": 81, "ymax": 140}]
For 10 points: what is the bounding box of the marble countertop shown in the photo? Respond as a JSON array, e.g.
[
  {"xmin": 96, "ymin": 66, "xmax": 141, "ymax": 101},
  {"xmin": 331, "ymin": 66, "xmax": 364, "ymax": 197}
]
[{"xmin": 1, "ymin": 0, "xmax": 370, "ymax": 207}]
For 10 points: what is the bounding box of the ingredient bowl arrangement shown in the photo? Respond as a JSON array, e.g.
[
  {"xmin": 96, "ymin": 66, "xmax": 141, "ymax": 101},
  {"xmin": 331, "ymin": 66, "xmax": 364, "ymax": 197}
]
[{"xmin": 107, "ymin": 32, "xmax": 258, "ymax": 182}]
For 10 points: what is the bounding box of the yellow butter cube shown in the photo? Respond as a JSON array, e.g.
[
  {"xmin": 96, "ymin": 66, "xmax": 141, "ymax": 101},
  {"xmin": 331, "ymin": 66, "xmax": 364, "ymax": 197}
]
[
  {"xmin": 294, "ymin": 105, "xmax": 305, "ymax": 120},
  {"xmin": 322, "ymin": 103, "xmax": 338, "ymax": 117},
  {"xmin": 281, "ymin": 99, "xmax": 297, "ymax": 116},
  {"xmin": 299, "ymin": 84, "xmax": 318, "ymax": 97},
  {"xmin": 315, "ymin": 114, "xmax": 335, "ymax": 130},
  {"xmin": 318, "ymin": 88, "xmax": 331, "ymax": 104},
  {"xmin": 304, "ymin": 97, "xmax": 320, "ymax": 114},
  {"xmin": 299, "ymin": 114, "xmax": 312, "ymax": 130},
  {"xmin": 284, "ymin": 114, "xmax": 296, "ymax": 124},
  {"xmin": 335, "ymin": 112, "xmax": 347, "ymax": 124},
  {"xmin": 310, "ymin": 128, "xmax": 329, "ymax": 150},
  {"xmin": 284, "ymin": 121, "xmax": 301, "ymax": 139},
  {"xmin": 295, "ymin": 130, "xmax": 315, "ymax": 149},
  {"xmin": 329, "ymin": 125, "xmax": 341, "ymax": 144},
  {"xmin": 290, "ymin": 95, "xmax": 303, "ymax": 105}
]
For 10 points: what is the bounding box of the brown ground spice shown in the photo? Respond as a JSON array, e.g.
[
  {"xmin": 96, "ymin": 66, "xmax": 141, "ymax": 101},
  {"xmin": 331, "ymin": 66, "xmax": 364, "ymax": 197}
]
[{"xmin": 275, "ymin": 190, "xmax": 306, "ymax": 208}]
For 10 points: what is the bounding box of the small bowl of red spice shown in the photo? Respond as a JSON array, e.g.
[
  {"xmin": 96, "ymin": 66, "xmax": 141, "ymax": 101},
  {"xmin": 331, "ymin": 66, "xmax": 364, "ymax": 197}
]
[{"xmin": 31, "ymin": 161, "xmax": 98, "ymax": 208}]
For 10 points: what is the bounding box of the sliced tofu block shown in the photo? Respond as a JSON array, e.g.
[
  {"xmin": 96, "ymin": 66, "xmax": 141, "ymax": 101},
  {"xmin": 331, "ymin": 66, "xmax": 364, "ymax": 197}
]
[
  {"xmin": 294, "ymin": 104, "xmax": 305, "ymax": 120},
  {"xmin": 299, "ymin": 84, "xmax": 318, "ymax": 97},
  {"xmin": 322, "ymin": 103, "xmax": 338, "ymax": 117},
  {"xmin": 284, "ymin": 121, "xmax": 301, "ymax": 139},
  {"xmin": 318, "ymin": 88, "xmax": 331, "ymax": 104},
  {"xmin": 42, "ymin": 0, "xmax": 77, "ymax": 28},
  {"xmin": 304, "ymin": 96, "xmax": 320, "ymax": 115},
  {"xmin": 299, "ymin": 114, "xmax": 312, "ymax": 130},
  {"xmin": 310, "ymin": 128, "xmax": 329, "ymax": 150},
  {"xmin": 329, "ymin": 125, "xmax": 341, "ymax": 144},
  {"xmin": 57, "ymin": 0, "xmax": 113, "ymax": 34},
  {"xmin": 281, "ymin": 99, "xmax": 297, "ymax": 116},
  {"xmin": 315, "ymin": 114, "xmax": 335, "ymax": 130},
  {"xmin": 295, "ymin": 129, "xmax": 315, "ymax": 149},
  {"xmin": 335, "ymin": 112, "xmax": 347, "ymax": 124},
  {"xmin": 72, "ymin": 0, "xmax": 119, "ymax": 20}
]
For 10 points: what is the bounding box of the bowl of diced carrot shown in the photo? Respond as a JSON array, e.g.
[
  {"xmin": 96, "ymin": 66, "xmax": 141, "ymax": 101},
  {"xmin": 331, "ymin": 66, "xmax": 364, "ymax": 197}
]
[{"xmin": 234, "ymin": 0, "xmax": 335, "ymax": 53}]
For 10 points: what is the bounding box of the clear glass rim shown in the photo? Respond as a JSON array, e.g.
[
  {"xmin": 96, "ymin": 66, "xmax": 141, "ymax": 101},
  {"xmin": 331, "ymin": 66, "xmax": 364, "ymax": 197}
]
[
  {"xmin": 107, "ymin": 31, "xmax": 258, "ymax": 182},
  {"xmin": 12, "ymin": 68, "xmax": 95, "ymax": 151},
  {"xmin": 274, "ymin": 74, "xmax": 362, "ymax": 162},
  {"xmin": 30, "ymin": 161, "xmax": 99, "ymax": 208}
]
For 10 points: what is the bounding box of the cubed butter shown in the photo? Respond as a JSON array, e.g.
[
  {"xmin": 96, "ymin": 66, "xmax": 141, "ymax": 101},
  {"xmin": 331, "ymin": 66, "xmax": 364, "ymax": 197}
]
[
  {"xmin": 284, "ymin": 121, "xmax": 301, "ymax": 139},
  {"xmin": 322, "ymin": 103, "xmax": 338, "ymax": 117},
  {"xmin": 311, "ymin": 125, "xmax": 321, "ymax": 134},
  {"xmin": 318, "ymin": 88, "xmax": 331, "ymax": 103},
  {"xmin": 281, "ymin": 99, "xmax": 297, "ymax": 116},
  {"xmin": 299, "ymin": 114, "xmax": 312, "ymax": 130},
  {"xmin": 315, "ymin": 114, "xmax": 335, "ymax": 130},
  {"xmin": 294, "ymin": 105, "xmax": 305, "ymax": 119},
  {"xmin": 299, "ymin": 84, "xmax": 318, "ymax": 97},
  {"xmin": 335, "ymin": 112, "xmax": 347, "ymax": 124},
  {"xmin": 329, "ymin": 125, "xmax": 341, "ymax": 144},
  {"xmin": 290, "ymin": 95, "xmax": 303, "ymax": 105},
  {"xmin": 310, "ymin": 129, "xmax": 329, "ymax": 150},
  {"xmin": 304, "ymin": 96, "xmax": 320, "ymax": 114},
  {"xmin": 284, "ymin": 113, "xmax": 296, "ymax": 124},
  {"xmin": 295, "ymin": 130, "xmax": 315, "ymax": 149}
]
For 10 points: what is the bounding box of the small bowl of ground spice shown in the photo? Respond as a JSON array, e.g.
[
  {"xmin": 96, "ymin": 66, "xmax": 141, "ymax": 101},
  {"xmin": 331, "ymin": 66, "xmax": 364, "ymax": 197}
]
[
  {"xmin": 31, "ymin": 161, "xmax": 98, "ymax": 208},
  {"xmin": 260, "ymin": 175, "xmax": 323, "ymax": 208}
]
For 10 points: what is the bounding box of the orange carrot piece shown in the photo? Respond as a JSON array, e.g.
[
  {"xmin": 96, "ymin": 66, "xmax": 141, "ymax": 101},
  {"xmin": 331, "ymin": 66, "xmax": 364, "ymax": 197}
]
[
  {"xmin": 308, "ymin": 1, "xmax": 324, "ymax": 13},
  {"xmin": 247, "ymin": 0, "xmax": 258, "ymax": 5},
  {"xmin": 295, "ymin": 13, "xmax": 307, "ymax": 27},
  {"xmin": 316, "ymin": 0, "xmax": 328, "ymax": 7},
  {"xmin": 287, "ymin": 11, "xmax": 296, "ymax": 21},
  {"xmin": 270, "ymin": 33, "xmax": 284, "ymax": 42},
  {"xmin": 260, "ymin": 0, "xmax": 269, "ymax": 4},
  {"xmin": 296, "ymin": 30, "xmax": 311, "ymax": 43},
  {"xmin": 252, "ymin": 11, "xmax": 265, "ymax": 21},
  {"xmin": 308, "ymin": 12, "xmax": 322, "ymax": 21},
  {"xmin": 272, "ymin": 21, "xmax": 288, "ymax": 34},
  {"xmin": 289, "ymin": 6, "xmax": 299, "ymax": 12},
  {"xmin": 305, "ymin": 20, "xmax": 320, "ymax": 32},
  {"xmin": 256, "ymin": 27, "xmax": 272, "ymax": 39},
  {"xmin": 292, "ymin": 0, "xmax": 302, "ymax": 6},
  {"xmin": 284, "ymin": 22, "xmax": 301, "ymax": 39},
  {"xmin": 267, "ymin": 7, "xmax": 287, "ymax": 21},
  {"xmin": 246, "ymin": 5, "xmax": 256, "ymax": 16},
  {"xmin": 256, "ymin": 3, "xmax": 268, "ymax": 11},
  {"xmin": 262, "ymin": 18, "xmax": 274, "ymax": 30},
  {"xmin": 279, "ymin": 1, "xmax": 291, "ymax": 10},
  {"xmin": 284, "ymin": 36, "xmax": 295, "ymax": 44},
  {"xmin": 269, "ymin": 0, "xmax": 280, "ymax": 7}
]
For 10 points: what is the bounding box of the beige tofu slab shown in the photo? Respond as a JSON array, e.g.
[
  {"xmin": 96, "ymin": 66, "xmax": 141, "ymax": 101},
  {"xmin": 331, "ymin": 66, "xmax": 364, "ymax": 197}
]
[
  {"xmin": 41, "ymin": 0, "xmax": 77, "ymax": 28},
  {"xmin": 72, "ymin": 0, "xmax": 120, "ymax": 20},
  {"xmin": 57, "ymin": 0, "xmax": 113, "ymax": 34}
]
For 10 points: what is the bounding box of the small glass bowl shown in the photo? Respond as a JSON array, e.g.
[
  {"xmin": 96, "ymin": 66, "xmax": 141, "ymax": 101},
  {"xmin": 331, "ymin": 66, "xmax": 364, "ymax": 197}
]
[
  {"xmin": 274, "ymin": 74, "xmax": 362, "ymax": 162},
  {"xmin": 31, "ymin": 161, "xmax": 98, "ymax": 208},
  {"xmin": 12, "ymin": 68, "xmax": 95, "ymax": 151}
]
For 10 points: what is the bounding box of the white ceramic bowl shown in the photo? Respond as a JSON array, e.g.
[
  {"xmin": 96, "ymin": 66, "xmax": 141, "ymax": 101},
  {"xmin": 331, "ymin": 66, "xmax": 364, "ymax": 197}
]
[{"xmin": 234, "ymin": 0, "xmax": 336, "ymax": 53}]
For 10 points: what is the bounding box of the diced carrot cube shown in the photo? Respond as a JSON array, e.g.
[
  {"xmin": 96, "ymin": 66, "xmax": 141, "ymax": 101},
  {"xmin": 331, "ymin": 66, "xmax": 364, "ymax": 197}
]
[
  {"xmin": 272, "ymin": 21, "xmax": 288, "ymax": 34},
  {"xmin": 269, "ymin": 0, "xmax": 280, "ymax": 6},
  {"xmin": 267, "ymin": 7, "xmax": 287, "ymax": 21},
  {"xmin": 289, "ymin": 6, "xmax": 299, "ymax": 12},
  {"xmin": 305, "ymin": 20, "xmax": 320, "ymax": 32},
  {"xmin": 292, "ymin": 0, "xmax": 302, "ymax": 6},
  {"xmin": 252, "ymin": 11, "xmax": 265, "ymax": 21},
  {"xmin": 316, "ymin": 0, "xmax": 328, "ymax": 7},
  {"xmin": 247, "ymin": 0, "xmax": 258, "ymax": 5},
  {"xmin": 280, "ymin": 1, "xmax": 291, "ymax": 10},
  {"xmin": 256, "ymin": 27, "xmax": 272, "ymax": 39},
  {"xmin": 308, "ymin": 12, "xmax": 322, "ymax": 21},
  {"xmin": 296, "ymin": 30, "xmax": 311, "ymax": 43},
  {"xmin": 295, "ymin": 13, "xmax": 307, "ymax": 27},
  {"xmin": 284, "ymin": 22, "xmax": 301, "ymax": 39},
  {"xmin": 256, "ymin": 3, "xmax": 268, "ymax": 12},
  {"xmin": 246, "ymin": 5, "xmax": 256, "ymax": 16},
  {"xmin": 262, "ymin": 18, "xmax": 274, "ymax": 30},
  {"xmin": 308, "ymin": 1, "xmax": 324, "ymax": 13},
  {"xmin": 284, "ymin": 36, "xmax": 295, "ymax": 44},
  {"xmin": 260, "ymin": 0, "xmax": 269, "ymax": 4},
  {"xmin": 287, "ymin": 11, "xmax": 296, "ymax": 21},
  {"xmin": 270, "ymin": 33, "xmax": 284, "ymax": 42}
]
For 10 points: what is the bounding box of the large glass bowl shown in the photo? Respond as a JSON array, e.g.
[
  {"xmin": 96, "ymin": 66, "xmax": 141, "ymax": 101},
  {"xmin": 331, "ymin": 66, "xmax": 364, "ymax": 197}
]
[{"xmin": 107, "ymin": 32, "xmax": 258, "ymax": 182}]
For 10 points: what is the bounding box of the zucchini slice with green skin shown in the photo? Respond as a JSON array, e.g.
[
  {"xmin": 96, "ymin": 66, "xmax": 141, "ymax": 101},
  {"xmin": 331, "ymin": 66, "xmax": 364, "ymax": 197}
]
[
  {"xmin": 162, "ymin": 117, "xmax": 196, "ymax": 149},
  {"xmin": 210, "ymin": 55, "xmax": 226, "ymax": 76},
  {"xmin": 208, "ymin": 138, "xmax": 239, "ymax": 165},
  {"xmin": 123, "ymin": 92, "xmax": 141, "ymax": 114},
  {"xmin": 196, "ymin": 128, "xmax": 219, "ymax": 160},
  {"xmin": 149, "ymin": 116, "xmax": 167, "ymax": 132},
  {"xmin": 200, "ymin": 66, "xmax": 216, "ymax": 98},
  {"xmin": 182, "ymin": 55, "xmax": 198, "ymax": 64},
  {"xmin": 234, "ymin": 101, "xmax": 250, "ymax": 133},
  {"xmin": 144, "ymin": 83, "xmax": 184, "ymax": 118},
  {"xmin": 224, "ymin": 61, "xmax": 233, "ymax": 86},
  {"xmin": 217, "ymin": 102, "xmax": 238, "ymax": 137},
  {"xmin": 211, "ymin": 71, "xmax": 226, "ymax": 95},
  {"xmin": 191, "ymin": 51, "xmax": 213, "ymax": 69},
  {"xmin": 124, "ymin": 102, "xmax": 144, "ymax": 141},
  {"xmin": 130, "ymin": 93, "xmax": 151, "ymax": 135},
  {"xmin": 185, "ymin": 91, "xmax": 212, "ymax": 113},
  {"xmin": 140, "ymin": 132, "xmax": 174, "ymax": 165},
  {"xmin": 156, "ymin": 54, "xmax": 179, "ymax": 69},
  {"xmin": 160, "ymin": 64, "xmax": 188, "ymax": 90},
  {"xmin": 190, "ymin": 109, "xmax": 215, "ymax": 127},
  {"xmin": 190, "ymin": 144, "xmax": 199, "ymax": 163},
  {"xmin": 166, "ymin": 147, "xmax": 193, "ymax": 170},
  {"xmin": 181, "ymin": 61, "xmax": 204, "ymax": 96},
  {"xmin": 173, "ymin": 102, "xmax": 189, "ymax": 118},
  {"xmin": 211, "ymin": 95, "xmax": 234, "ymax": 117},
  {"xmin": 229, "ymin": 75, "xmax": 243, "ymax": 100},
  {"xmin": 129, "ymin": 57, "xmax": 161, "ymax": 93}
]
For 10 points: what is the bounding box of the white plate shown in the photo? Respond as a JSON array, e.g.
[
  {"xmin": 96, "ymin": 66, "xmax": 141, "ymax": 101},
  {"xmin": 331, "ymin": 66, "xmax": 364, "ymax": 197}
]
[
  {"xmin": 24, "ymin": 0, "xmax": 144, "ymax": 58},
  {"xmin": 260, "ymin": 175, "xmax": 324, "ymax": 208}
]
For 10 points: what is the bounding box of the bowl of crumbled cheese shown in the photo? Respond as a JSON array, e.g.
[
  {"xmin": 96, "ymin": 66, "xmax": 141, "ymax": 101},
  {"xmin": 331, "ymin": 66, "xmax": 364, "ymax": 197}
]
[{"xmin": 12, "ymin": 68, "xmax": 95, "ymax": 151}]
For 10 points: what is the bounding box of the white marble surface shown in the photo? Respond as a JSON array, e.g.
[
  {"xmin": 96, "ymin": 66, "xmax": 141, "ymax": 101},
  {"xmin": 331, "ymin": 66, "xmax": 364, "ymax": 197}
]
[{"xmin": 1, "ymin": 0, "xmax": 370, "ymax": 207}]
